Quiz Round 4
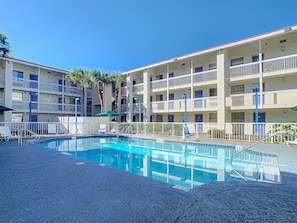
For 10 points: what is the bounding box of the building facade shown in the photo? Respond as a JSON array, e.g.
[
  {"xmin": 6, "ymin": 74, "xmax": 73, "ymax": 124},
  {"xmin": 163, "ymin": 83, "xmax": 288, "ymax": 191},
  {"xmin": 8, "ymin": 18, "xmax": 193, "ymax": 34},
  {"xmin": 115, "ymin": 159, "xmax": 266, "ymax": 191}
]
[
  {"xmin": 0, "ymin": 57, "xmax": 98, "ymax": 123},
  {"xmin": 120, "ymin": 25, "xmax": 297, "ymax": 131}
]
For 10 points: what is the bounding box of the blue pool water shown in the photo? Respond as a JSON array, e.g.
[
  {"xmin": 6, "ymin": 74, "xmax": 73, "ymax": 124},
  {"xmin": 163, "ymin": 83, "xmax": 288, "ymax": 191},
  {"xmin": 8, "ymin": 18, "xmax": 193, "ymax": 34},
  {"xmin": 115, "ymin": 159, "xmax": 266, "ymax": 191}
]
[{"xmin": 40, "ymin": 136, "xmax": 276, "ymax": 189}]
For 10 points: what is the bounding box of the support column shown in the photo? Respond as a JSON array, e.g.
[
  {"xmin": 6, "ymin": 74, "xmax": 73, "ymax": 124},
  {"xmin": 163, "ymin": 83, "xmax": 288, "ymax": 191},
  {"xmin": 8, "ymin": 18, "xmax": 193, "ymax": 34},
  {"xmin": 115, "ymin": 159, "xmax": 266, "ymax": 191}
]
[
  {"xmin": 258, "ymin": 40, "xmax": 263, "ymax": 106},
  {"xmin": 143, "ymin": 69, "xmax": 150, "ymax": 122},
  {"xmin": 126, "ymin": 74, "xmax": 132, "ymax": 122},
  {"xmin": 4, "ymin": 60, "xmax": 13, "ymax": 122},
  {"xmin": 216, "ymin": 49, "xmax": 227, "ymax": 130}
]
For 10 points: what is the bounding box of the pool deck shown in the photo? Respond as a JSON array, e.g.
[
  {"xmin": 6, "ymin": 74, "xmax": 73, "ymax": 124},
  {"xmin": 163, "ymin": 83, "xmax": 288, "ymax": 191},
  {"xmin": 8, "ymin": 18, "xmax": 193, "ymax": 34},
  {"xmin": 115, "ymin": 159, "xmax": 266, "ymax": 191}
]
[{"xmin": 1, "ymin": 137, "xmax": 297, "ymax": 222}]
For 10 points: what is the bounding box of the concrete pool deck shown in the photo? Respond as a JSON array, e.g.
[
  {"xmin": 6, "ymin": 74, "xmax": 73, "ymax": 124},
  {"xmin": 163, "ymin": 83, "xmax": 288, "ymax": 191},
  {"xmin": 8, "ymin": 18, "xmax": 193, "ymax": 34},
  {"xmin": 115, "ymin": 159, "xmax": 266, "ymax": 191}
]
[{"xmin": 1, "ymin": 138, "xmax": 297, "ymax": 222}]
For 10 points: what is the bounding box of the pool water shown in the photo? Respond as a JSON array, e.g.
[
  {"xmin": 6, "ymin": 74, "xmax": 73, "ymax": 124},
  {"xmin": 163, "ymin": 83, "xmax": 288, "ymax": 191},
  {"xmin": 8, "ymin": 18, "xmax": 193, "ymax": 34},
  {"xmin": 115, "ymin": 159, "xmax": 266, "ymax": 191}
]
[{"xmin": 39, "ymin": 136, "xmax": 279, "ymax": 189}]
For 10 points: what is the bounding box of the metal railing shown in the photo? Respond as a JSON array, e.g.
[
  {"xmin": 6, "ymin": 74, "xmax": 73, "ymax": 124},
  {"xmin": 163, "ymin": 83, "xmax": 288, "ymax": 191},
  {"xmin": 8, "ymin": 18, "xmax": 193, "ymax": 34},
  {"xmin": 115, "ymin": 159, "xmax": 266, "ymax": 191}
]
[
  {"xmin": 230, "ymin": 131, "xmax": 284, "ymax": 183},
  {"xmin": 18, "ymin": 129, "xmax": 40, "ymax": 146}
]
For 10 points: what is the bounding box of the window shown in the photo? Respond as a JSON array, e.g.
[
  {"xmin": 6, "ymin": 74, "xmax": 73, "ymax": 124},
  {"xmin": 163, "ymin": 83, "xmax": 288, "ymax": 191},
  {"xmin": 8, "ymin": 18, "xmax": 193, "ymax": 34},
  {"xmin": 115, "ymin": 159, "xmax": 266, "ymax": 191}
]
[
  {"xmin": 168, "ymin": 72, "xmax": 174, "ymax": 78},
  {"xmin": 209, "ymin": 63, "xmax": 217, "ymax": 70},
  {"xmin": 231, "ymin": 57, "xmax": 244, "ymax": 66},
  {"xmin": 156, "ymin": 95, "xmax": 163, "ymax": 101},
  {"xmin": 231, "ymin": 84, "xmax": 244, "ymax": 95},
  {"xmin": 194, "ymin": 66, "xmax": 203, "ymax": 73},
  {"xmin": 252, "ymin": 54, "xmax": 264, "ymax": 62},
  {"xmin": 209, "ymin": 113, "xmax": 217, "ymax": 123},
  {"xmin": 231, "ymin": 112, "xmax": 245, "ymax": 122},
  {"xmin": 209, "ymin": 88, "xmax": 217, "ymax": 97},
  {"xmin": 133, "ymin": 80, "xmax": 136, "ymax": 85},
  {"xmin": 12, "ymin": 113, "xmax": 23, "ymax": 122},
  {"xmin": 13, "ymin": 70, "xmax": 23, "ymax": 79},
  {"xmin": 156, "ymin": 74, "xmax": 163, "ymax": 80}
]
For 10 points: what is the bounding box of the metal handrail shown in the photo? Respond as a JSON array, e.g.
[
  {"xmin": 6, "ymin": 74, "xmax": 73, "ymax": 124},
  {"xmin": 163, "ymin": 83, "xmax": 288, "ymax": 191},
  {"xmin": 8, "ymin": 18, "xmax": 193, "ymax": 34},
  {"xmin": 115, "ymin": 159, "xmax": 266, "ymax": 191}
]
[
  {"xmin": 18, "ymin": 129, "xmax": 40, "ymax": 146},
  {"xmin": 230, "ymin": 131, "xmax": 284, "ymax": 181}
]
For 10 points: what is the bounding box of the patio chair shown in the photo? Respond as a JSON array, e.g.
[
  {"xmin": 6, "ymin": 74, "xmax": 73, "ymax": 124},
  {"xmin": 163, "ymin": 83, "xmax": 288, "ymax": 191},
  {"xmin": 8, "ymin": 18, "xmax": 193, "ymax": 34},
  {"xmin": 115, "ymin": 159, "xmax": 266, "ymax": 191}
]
[
  {"xmin": 285, "ymin": 138, "xmax": 297, "ymax": 147},
  {"xmin": 0, "ymin": 126, "xmax": 18, "ymax": 141},
  {"xmin": 109, "ymin": 123, "xmax": 118, "ymax": 134},
  {"xmin": 98, "ymin": 124, "xmax": 107, "ymax": 134}
]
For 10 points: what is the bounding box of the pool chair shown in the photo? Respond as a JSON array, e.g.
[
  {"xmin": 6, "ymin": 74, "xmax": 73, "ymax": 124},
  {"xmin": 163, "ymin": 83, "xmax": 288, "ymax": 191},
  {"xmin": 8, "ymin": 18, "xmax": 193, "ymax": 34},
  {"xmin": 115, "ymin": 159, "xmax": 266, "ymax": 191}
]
[
  {"xmin": 109, "ymin": 123, "xmax": 118, "ymax": 134},
  {"xmin": 98, "ymin": 124, "xmax": 107, "ymax": 134},
  {"xmin": 0, "ymin": 126, "xmax": 18, "ymax": 141},
  {"xmin": 285, "ymin": 138, "xmax": 297, "ymax": 147}
]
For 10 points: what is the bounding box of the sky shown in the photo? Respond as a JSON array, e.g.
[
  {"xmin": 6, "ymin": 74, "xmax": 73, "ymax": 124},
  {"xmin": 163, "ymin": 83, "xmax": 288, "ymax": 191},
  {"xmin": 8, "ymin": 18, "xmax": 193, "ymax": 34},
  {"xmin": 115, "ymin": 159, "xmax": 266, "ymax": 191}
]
[{"xmin": 1, "ymin": 0, "xmax": 297, "ymax": 72}]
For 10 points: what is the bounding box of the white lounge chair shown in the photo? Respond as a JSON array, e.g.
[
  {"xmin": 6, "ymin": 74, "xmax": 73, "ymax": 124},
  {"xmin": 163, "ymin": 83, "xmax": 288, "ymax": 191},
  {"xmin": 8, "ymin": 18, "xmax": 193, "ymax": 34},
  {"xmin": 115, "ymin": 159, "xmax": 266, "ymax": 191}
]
[
  {"xmin": 98, "ymin": 124, "xmax": 107, "ymax": 134},
  {"xmin": 285, "ymin": 138, "xmax": 297, "ymax": 147},
  {"xmin": 109, "ymin": 123, "xmax": 118, "ymax": 134},
  {"xmin": 0, "ymin": 126, "xmax": 18, "ymax": 141}
]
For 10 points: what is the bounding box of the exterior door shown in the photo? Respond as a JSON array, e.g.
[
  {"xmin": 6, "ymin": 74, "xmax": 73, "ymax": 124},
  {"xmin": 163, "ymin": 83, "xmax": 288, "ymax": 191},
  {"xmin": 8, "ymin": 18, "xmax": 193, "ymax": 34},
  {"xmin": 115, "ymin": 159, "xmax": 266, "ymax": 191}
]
[
  {"xmin": 195, "ymin": 114, "xmax": 203, "ymax": 132},
  {"xmin": 194, "ymin": 90, "xmax": 203, "ymax": 108},
  {"xmin": 168, "ymin": 94, "xmax": 174, "ymax": 110},
  {"xmin": 254, "ymin": 112, "xmax": 266, "ymax": 134},
  {"xmin": 168, "ymin": 115, "xmax": 174, "ymax": 122}
]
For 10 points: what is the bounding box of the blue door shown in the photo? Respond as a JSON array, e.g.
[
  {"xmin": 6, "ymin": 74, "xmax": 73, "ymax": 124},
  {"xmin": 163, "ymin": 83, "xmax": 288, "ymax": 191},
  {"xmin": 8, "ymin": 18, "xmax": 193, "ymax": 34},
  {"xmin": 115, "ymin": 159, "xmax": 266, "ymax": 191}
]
[
  {"xmin": 195, "ymin": 114, "xmax": 203, "ymax": 133},
  {"xmin": 168, "ymin": 94, "xmax": 174, "ymax": 110},
  {"xmin": 254, "ymin": 112, "xmax": 266, "ymax": 134},
  {"xmin": 58, "ymin": 97, "xmax": 62, "ymax": 111},
  {"xmin": 59, "ymin": 79, "xmax": 64, "ymax": 92},
  {"xmin": 195, "ymin": 90, "xmax": 203, "ymax": 108},
  {"xmin": 30, "ymin": 74, "xmax": 38, "ymax": 88},
  {"xmin": 168, "ymin": 115, "xmax": 174, "ymax": 122}
]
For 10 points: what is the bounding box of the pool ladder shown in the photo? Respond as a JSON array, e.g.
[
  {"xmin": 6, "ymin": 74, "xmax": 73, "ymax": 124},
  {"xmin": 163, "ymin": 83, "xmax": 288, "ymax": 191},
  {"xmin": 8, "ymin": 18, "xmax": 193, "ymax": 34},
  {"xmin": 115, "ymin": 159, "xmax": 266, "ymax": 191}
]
[{"xmin": 18, "ymin": 129, "xmax": 40, "ymax": 146}]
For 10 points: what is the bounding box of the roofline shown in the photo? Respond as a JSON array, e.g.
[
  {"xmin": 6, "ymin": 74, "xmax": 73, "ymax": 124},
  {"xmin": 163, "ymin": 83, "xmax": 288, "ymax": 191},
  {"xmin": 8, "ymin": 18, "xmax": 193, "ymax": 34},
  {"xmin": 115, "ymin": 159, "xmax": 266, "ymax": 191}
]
[
  {"xmin": 1, "ymin": 56, "xmax": 69, "ymax": 73},
  {"xmin": 123, "ymin": 24, "xmax": 297, "ymax": 75}
]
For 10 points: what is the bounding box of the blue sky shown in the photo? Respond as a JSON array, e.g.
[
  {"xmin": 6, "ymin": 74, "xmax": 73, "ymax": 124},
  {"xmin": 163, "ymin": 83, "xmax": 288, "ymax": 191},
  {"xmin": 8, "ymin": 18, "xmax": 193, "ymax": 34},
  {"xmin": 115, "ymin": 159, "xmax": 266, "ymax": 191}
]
[{"xmin": 1, "ymin": 0, "xmax": 297, "ymax": 72}]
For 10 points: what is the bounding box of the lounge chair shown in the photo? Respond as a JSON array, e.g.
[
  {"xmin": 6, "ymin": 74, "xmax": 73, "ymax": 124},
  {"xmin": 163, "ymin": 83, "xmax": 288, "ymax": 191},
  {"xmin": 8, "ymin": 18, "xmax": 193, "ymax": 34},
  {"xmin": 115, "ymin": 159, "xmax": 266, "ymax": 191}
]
[
  {"xmin": 109, "ymin": 123, "xmax": 118, "ymax": 134},
  {"xmin": 0, "ymin": 126, "xmax": 18, "ymax": 141},
  {"xmin": 285, "ymin": 138, "xmax": 297, "ymax": 147},
  {"xmin": 98, "ymin": 124, "xmax": 107, "ymax": 134}
]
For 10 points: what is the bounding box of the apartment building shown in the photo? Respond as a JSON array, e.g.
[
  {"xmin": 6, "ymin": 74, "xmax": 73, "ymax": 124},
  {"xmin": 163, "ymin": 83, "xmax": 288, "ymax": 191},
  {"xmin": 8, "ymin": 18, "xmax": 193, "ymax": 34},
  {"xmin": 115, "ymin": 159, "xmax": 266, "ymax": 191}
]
[
  {"xmin": 0, "ymin": 57, "xmax": 97, "ymax": 123},
  {"xmin": 120, "ymin": 25, "xmax": 297, "ymax": 132}
]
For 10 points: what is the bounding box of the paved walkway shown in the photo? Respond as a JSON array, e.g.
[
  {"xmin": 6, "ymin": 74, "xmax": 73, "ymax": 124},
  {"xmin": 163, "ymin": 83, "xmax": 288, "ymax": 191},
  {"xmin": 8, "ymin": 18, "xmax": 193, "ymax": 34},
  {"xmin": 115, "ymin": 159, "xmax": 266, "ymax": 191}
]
[{"xmin": 1, "ymin": 138, "xmax": 297, "ymax": 222}]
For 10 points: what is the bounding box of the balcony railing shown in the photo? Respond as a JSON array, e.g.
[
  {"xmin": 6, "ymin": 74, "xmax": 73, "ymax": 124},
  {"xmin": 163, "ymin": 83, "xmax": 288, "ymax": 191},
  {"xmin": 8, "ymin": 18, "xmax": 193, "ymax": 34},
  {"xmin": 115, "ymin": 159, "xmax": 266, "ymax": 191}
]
[
  {"xmin": 12, "ymin": 100, "xmax": 81, "ymax": 114},
  {"xmin": 169, "ymin": 74, "xmax": 191, "ymax": 88},
  {"xmin": 193, "ymin": 70, "xmax": 217, "ymax": 84},
  {"xmin": 120, "ymin": 87, "xmax": 127, "ymax": 96},
  {"xmin": 151, "ymin": 79, "xmax": 167, "ymax": 92},
  {"xmin": 229, "ymin": 62, "xmax": 259, "ymax": 79},
  {"xmin": 12, "ymin": 78, "xmax": 82, "ymax": 95},
  {"xmin": 263, "ymin": 54, "xmax": 297, "ymax": 74},
  {"xmin": 227, "ymin": 89, "xmax": 297, "ymax": 109},
  {"xmin": 132, "ymin": 83, "xmax": 144, "ymax": 94}
]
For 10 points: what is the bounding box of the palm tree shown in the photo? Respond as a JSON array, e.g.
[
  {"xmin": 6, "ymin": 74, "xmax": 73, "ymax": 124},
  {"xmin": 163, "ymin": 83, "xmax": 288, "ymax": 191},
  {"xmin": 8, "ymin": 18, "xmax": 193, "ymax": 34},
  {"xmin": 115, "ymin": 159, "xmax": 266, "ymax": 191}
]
[
  {"xmin": 65, "ymin": 68, "xmax": 91, "ymax": 116},
  {"xmin": 110, "ymin": 71, "xmax": 123, "ymax": 112},
  {"xmin": 0, "ymin": 32, "xmax": 10, "ymax": 57},
  {"xmin": 90, "ymin": 69, "xmax": 111, "ymax": 112}
]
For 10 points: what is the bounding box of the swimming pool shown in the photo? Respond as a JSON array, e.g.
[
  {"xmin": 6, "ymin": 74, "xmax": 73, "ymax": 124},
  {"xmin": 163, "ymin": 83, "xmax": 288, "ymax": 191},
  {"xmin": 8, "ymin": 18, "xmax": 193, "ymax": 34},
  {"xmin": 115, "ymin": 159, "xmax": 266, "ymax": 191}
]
[{"xmin": 40, "ymin": 136, "xmax": 281, "ymax": 189}]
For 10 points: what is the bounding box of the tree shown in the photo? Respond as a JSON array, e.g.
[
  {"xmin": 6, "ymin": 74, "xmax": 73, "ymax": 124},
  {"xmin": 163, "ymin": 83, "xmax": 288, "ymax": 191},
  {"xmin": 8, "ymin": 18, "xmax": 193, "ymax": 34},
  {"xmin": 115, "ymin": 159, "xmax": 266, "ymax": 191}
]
[
  {"xmin": 65, "ymin": 68, "xmax": 91, "ymax": 116},
  {"xmin": 110, "ymin": 71, "xmax": 123, "ymax": 112},
  {"xmin": 0, "ymin": 32, "xmax": 11, "ymax": 57},
  {"xmin": 90, "ymin": 69, "xmax": 112, "ymax": 112}
]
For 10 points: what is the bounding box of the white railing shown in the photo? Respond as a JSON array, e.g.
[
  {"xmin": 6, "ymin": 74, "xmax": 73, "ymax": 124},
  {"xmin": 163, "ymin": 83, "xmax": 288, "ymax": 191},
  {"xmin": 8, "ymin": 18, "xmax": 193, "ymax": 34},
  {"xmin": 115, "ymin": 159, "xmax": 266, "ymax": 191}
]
[
  {"xmin": 64, "ymin": 85, "xmax": 81, "ymax": 95},
  {"xmin": 151, "ymin": 79, "xmax": 167, "ymax": 92},
  {"xmin": 1, "ymin": 121, "xmax": 295, "ymax": 144},
  {"xmin": 132, "ymin": 83, "xmax": 144, "ymax": 94},
  {"xmin": 229, "ymin": 62, "xmax": 259, "ymax": 79},
  {"xmin": 39, "ymin": 82, "xmax": 61, "ymax": 93},
  {"xmin": 169, "ymin": 74, "xmax": 191, "ymax": 88},
  {"xmin": 263, "ymin": 54, "xmax": 297, "ymax": 73},
  {"xmin": 193, "ymin": 70, "xmax": 217, "ymax": 84},
  {"xmin": 120, "ymin": 87, "xmax": 127, "ymax": 96}
]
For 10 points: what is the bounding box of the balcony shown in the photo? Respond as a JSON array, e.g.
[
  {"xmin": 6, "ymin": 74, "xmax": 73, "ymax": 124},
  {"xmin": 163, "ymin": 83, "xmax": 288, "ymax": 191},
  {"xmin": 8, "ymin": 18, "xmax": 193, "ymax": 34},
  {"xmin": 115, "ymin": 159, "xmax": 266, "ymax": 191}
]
[
  {"xmin": 64, "ymin": 85, "xmax": 82, "ymax": 95},
  {"xmin": 228, "ymin": 54, "xmax": 297, "ymax": 81},
  {"xmin": 13, "ymin": 78, "xmax": 38, "ymax": 90},
  {"xmin": 229, "ymin": 62, "xmax": 260, "ymax": 80},
  {"xmin": 168, "ymin": 74, "xmax": 191, "ymax": 89},
  {"xmin": 263, "ymin": 54, "xmax": 297, "ymax": 77},
  {"xmin": 226, "ymin": 89, "xmax": 297, "ymax": 110},
  {"xmin": 39, "ymin": 82, "xmax": 61, "ymax": 93},
  {"xmin": 132, "ymin": 83, "xmax": 143, "ymax": 94},
  {"xmin": 120, "ymin": 87, "xmax": 127, "ymax": 96},
  {"xmin": 193, "ymin": 70, "xmax": 217, "ymax": 86},
  {"xmin": 12, "ymin": 100, "xmax": 81, "ymax": 114},
  {"xmin": 151, "ymin": 79, "xmax": 167, "ymax": 92}
]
